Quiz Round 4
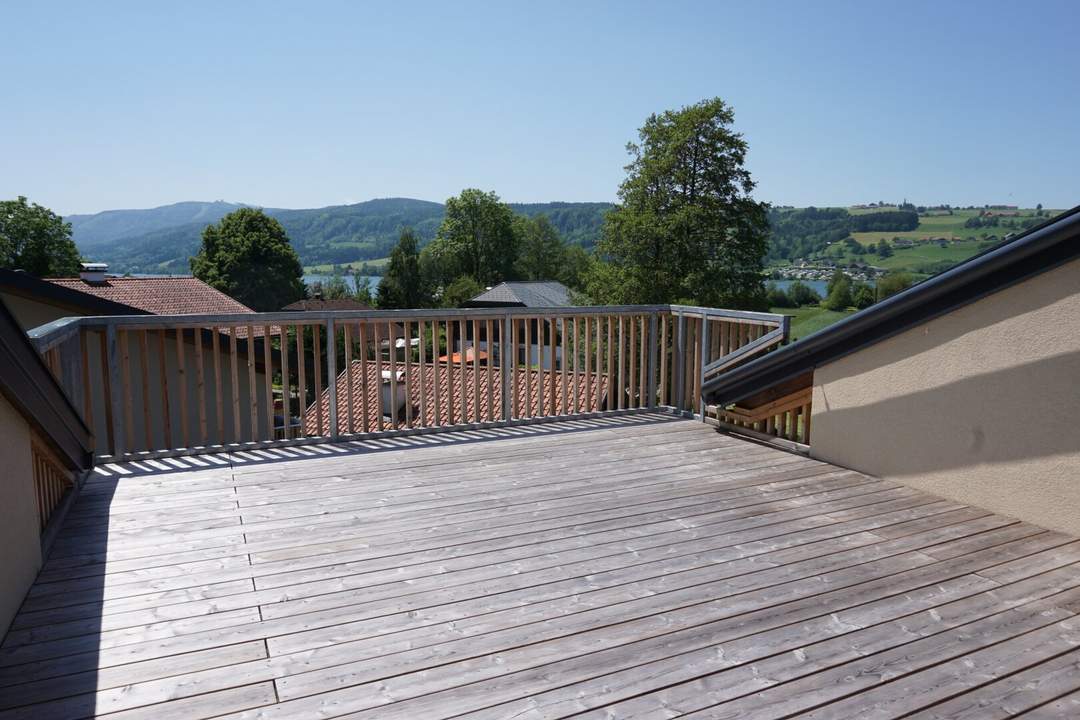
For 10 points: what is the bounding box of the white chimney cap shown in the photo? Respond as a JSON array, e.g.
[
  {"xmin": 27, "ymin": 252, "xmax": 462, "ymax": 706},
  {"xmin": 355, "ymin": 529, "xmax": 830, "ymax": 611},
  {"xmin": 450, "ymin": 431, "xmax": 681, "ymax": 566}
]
[{"xmin": 79, "ymin": 262, "xmax": 109, "ymax": 283}]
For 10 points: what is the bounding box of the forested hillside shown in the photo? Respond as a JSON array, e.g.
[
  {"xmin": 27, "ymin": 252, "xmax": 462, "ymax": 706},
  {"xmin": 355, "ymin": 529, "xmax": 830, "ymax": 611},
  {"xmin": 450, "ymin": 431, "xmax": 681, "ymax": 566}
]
[{"xmin": 72, "ymin": 198, "xmax": 611, "ymax": 274}]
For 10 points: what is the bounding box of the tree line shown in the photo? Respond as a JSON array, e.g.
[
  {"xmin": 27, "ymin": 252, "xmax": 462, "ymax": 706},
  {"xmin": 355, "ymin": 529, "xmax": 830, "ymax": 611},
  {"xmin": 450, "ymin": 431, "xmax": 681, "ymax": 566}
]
[
  {"xmin": 192, "ymin": 97, "xmax": 777, "ymax": 312},
  {"xmin": 5, "ymin": 96, "xmax": 908, "ymax": 316}
]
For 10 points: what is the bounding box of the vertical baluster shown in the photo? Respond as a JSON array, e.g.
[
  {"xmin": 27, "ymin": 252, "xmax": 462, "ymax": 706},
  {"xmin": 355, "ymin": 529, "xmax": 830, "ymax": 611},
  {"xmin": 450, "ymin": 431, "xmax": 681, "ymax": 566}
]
[
  {"xmin": 659, "ymin": 315, "xmax": 669, "ymax": 406},
  {"xmin": 535, "ymin": 317, "xmax": 544, "ymax": 417},
  {"xmin": 418, "ymin": 320, "xmax": 428, "ymax": 426},
  {"xmin": 521, "ymin": 316, "xmax": 530, "ymax": 417},
  {"xmin": 157, "ymin": 329, "xmax": 172, "ymax": 449},
  {"xmin": 559, "ymin": 317, "xmax": 568, "ymax": 414},
  {"xmin": 174, "ymin": 328, "xmax": 190, "ymax": 446},
  {"xmin": 326, "ymin": 319, "xmax": 338, "ymax": 439},
  {"xmin": 295, "ymin": 325, "xmax": 307, "ymax": 437},
  {"xmin": 442, "ymin": 321, "xmax": 452, "ymax": 425},
  {"xmin": 570, "ymin": 317, "xmax": 579, "ymax": 413},
  {"xmin": 358, "ymin": 321, "xmax": 370, "ymax": 433},
  {"xmin": 344, "ymin": 323, "xmax": 355, "ymax": 434},
  {"xmin": 501, "ymin": 314, "xmax": 512, "ymax": 422},
  {"xmin": 431, "ymin": 320, "xmax": 441, "ymax": 425},
  {"xmin": 120, "ymin": 329, "xmax": 133, "ymax": 452},
  {"xmin": 404, "ymin": 320, "xmax": 413, "ymax": 427},
  {"xmin": 622, "ymin": 317, "xmax": 630, "ymax": 410},
  {"xmin": 510, "ymin": 318, "xmax": 518, "ymax": 419},
  {"xmin": 101, "ymin": 328, "xmax": 117, "ymax": 456},
  {"xmin": 79, "ymin": 330, "xmax": 93, "ymax": 431},
  {"xmin": 374, "ymin": 322, "xmax": 385, "ymax": 430},
  {"xmin": 628, "ymin": 315, "xmax": 637, "ymax": 409},
  {"xmin": 262, "ymin": 325, "xmax": 274, "ymax": 441},
  {"xmin": 457, "ymin": 319, "xmax": 468, "ymax": 424},
  {"xmin": 583, "ymin": 316, "xmax": 592, "ymax": 412},
  {"xmin": 486, "ymin": 318, "xmax": 495, "ymax": 421},
  {"xmin": 548, "ymin": 319, "xmax": 557, "ymax": 417},
  {"xmin": 193, "ymin": 328, "xmax": 206, "ymax": 445},
  {"xmin": 245, "ymin": 325, "xmax": 256, "ymax": 441},
  {"xmin": 137, "ymin": 330, "xmax": 152, "ymax": 449},
  {"xmin": 595, "ymin": 315, "xmax": 603, "ymax": 412},
  {"xmin": 471, "ymin": 318, "xmax": 480, "ymax": 422},
  {"xmin": 601, "ymin": 316, "xmax": 610, "ymax": 411},
  {"xmin": 230, "ymin": 327, "xmax": 241, "ymax": 442},
  {"xmin": 389, "ymin": 321, "xmax": 399, "ymax": 429},
  {"xmin": 311, "ymin": 323, "xmax": 323, "ymax": 435},
  {"xmin": 212, "ymin": 327, "xmax": 223, "ymax": 444},
  {"xmin": 280, "ymin": 324, "xmax": 291, "ymax": 440},
  {"xmin": 802, "ymin": 403, "xmax": 812, "ymax": 443}
]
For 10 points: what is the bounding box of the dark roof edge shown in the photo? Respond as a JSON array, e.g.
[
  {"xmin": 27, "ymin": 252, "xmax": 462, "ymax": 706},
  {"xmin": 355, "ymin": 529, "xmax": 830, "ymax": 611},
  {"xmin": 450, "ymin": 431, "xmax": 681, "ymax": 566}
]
[
  {"xmin": 0, "ymin": 297, "xmax": 93, "ymax": 470},
  {"xmin": 0, "ymin": 268, "xmax": 149, "ymax": 317},
  {"xmin": 704, "ymin": 205, "xmax": 1080, "ymax": 405}
]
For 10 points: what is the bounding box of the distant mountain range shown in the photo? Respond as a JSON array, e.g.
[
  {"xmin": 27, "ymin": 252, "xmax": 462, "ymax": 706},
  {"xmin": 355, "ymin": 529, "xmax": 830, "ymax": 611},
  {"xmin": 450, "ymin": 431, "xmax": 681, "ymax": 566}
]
[{"xmin": 68, "ymin": 198, "xmax": 613, "ymax": 274}]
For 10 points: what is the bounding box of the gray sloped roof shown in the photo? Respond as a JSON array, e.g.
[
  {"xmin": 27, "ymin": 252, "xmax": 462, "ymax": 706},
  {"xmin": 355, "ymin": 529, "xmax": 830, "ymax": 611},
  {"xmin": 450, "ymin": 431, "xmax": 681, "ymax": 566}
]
[{"xmin": 464, "ymin": 281, "xmax": 572, "ymax": 307}]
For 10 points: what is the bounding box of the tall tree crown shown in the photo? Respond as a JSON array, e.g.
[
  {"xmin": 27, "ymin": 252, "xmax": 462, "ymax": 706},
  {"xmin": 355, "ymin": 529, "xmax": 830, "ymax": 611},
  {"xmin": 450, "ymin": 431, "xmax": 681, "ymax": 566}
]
[
  {"xmin": 591, "ymin": 98, "xmax": 769, "ymax": 309},
  {"xmin": 190, "ymin": 208, "xmax": 305, "ymax": 311},
  {"xmin": 0, "ymin": 196, "xmax": 82, "ymax": 277}
]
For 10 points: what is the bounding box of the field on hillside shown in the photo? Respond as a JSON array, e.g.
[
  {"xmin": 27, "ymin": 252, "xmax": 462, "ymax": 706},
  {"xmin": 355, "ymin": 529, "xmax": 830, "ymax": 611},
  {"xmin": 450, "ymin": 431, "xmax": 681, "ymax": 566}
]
[
  {"xmin": 770, "ymin": 305, "xmax": 855, "ymax": 341},
  {"xmin": 304, "ymin": 257, "xmax": 389, "ymax": 274}
]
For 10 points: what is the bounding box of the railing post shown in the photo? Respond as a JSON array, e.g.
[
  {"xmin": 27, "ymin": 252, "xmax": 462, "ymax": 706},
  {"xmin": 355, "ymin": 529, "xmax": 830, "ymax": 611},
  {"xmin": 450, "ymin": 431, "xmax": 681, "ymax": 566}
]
[
  {"xmin": 106, "ymin": 323, "xmax": 124, "ymax": 457},
  {"xmin": 699, "ymin": 314, "xmax": 710, "ymax": 421},
  {"xmin": 675, "ymin": 312, "xmax": 686, "ymax": 413},
  {"xmin": 779, "ymin": 314, "xmax": 791, "ymax": 345},
  {"xmin": 502, "ymin": 312, "xmax": 512, "ymax": 422},
  {"xmin": 648, "ymin": 312, "xmax": 658, "ymax": 408},
  {"xmin": 326, "ymin": 318, "xmax": 338, "ymax": 439}
]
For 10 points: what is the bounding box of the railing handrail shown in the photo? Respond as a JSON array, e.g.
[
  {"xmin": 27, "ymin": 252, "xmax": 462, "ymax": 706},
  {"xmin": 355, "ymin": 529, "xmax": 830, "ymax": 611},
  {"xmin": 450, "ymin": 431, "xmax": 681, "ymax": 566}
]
[
  {"xmin": 25, "ymin": 303, "xmax": 792, "ymax": 461},
  {"xmin": 27, "ymin": 304, "xmax": 788, "ymax": 344}
]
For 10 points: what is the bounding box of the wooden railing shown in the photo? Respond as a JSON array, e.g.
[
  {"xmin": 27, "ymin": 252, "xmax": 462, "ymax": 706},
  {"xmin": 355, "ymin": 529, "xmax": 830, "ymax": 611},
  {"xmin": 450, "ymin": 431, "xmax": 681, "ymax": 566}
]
[
  {"xmin": 26, "ymin": 305, "xmax": 789, "ymax": 462},
  {"xmin": 30, "ymin": 435, "xmax": 75, "ymax": 531}
]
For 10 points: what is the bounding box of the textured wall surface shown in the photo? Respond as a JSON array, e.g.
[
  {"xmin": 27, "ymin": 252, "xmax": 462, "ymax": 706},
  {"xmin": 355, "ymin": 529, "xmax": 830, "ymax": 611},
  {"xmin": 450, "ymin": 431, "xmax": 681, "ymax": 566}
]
[{"xmin": 811, "ymin": 258, "xmax": 1080, "ymax": 534}]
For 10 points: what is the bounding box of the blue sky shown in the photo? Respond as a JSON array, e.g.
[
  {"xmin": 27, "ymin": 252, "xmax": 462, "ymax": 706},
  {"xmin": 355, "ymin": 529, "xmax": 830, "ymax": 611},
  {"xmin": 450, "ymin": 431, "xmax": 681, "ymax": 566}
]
[{"xmin": 3, "ymin": 1, "xmax": 1077, "ymax": 215}]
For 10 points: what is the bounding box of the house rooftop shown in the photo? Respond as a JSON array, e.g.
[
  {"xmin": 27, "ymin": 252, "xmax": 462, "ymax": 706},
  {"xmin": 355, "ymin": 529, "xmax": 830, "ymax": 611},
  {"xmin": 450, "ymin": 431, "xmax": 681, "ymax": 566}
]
[
  {"xmin": 45, "ymin": 275, "xmax": 255, "ymax": 316},
  {"xmin": 463, "ymin": 280, "xmax": 572, "ymax": 308},
  {"xmin": 282, "ymin": 298, "xmax": 372, "ymax": 312},
  {"xmin": 306, "ymin": 359, "xmax": 609, "ymax": 434}
]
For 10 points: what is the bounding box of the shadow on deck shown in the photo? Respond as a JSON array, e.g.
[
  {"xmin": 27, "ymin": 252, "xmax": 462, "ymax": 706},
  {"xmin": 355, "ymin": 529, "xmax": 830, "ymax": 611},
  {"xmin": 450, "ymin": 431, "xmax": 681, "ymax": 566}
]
[{"xmin": 3, "ymin": 413, "xmax": 1080, "ymax": 719}]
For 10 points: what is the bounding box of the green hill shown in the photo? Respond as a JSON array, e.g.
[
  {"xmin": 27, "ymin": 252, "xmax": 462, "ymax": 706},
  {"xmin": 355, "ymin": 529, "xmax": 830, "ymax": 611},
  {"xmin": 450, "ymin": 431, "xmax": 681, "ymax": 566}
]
[
  {"xmin": 72, "ymin": 198, "xmax": 612, "ymax": 274},
  {"xmin": 767, "ymin": 205, "xmax": 1059, "ymax": 279}
]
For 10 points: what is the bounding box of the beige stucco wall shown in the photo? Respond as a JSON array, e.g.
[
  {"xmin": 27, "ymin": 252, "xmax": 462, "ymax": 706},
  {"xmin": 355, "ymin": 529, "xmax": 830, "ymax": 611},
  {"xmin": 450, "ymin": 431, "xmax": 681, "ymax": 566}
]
[
  {"xmin": 810, "ymin": 258, "xmax": 1080, "ymax": 535},
  {"xmin": 0, "ymin": 393, "xmax": 42, "ymax": 637},
  {"xmin": 1, "ymin": 291, "xmax": 271, "ymax": 455}
]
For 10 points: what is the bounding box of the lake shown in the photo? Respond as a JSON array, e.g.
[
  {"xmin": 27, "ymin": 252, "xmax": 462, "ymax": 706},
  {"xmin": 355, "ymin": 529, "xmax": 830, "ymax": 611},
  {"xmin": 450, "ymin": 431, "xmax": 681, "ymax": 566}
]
[
  {"xmin": 302, "ymin": 274, "xmax": 381, "ymax": 292},
  {"xmin": 770, "ymin": 279, "xmax": 829, "ymax": 296}
]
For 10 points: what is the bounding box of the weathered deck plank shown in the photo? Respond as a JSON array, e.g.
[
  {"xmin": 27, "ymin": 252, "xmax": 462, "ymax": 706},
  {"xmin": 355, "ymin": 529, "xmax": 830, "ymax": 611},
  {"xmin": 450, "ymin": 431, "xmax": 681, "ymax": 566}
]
[{"xmin": 1, "ymin": 413, "xmax": 1078, "ymax": 720}]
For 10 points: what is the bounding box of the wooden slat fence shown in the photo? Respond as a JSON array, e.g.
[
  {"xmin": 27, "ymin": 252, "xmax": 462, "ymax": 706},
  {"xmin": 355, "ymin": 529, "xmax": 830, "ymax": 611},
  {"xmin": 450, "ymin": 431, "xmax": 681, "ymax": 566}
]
[{"xmin": 26, "ymin": 305, "xmax": 791, "ymax": 461}]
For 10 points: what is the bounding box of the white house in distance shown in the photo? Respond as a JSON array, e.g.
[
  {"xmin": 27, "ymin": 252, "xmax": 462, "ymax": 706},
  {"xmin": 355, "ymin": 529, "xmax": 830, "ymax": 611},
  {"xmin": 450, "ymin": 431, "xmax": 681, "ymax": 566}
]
[{"xmin": 461, "ymin": 281, "xmax": 572, "ymax": 369}]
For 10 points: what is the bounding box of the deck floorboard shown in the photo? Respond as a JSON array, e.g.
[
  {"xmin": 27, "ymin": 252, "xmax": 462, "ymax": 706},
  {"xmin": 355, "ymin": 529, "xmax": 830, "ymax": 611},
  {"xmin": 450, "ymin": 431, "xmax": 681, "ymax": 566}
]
[{"xmin": 2, "ymin": 413, "xmax": 1078, "ymax": 719}]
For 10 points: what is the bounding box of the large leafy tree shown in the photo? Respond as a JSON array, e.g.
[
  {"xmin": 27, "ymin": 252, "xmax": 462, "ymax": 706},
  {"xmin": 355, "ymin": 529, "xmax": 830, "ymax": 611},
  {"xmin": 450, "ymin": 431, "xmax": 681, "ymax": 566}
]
[
  {"xmin": 0, "ymin": 196, "xmax": 82, "ymax": 277},
  {"xmin": 377, "ymin": 227, "xmax": 430, "ymax": 309},
  {"xmin": 423, "ymin": 189, "xmax": 518, "ymax": 287},
  {"xmin": 190, "ymin": 208, "xmax": 305, "ymax": 311},
  {"xmin": 589, "ymin": 98, "xmax": 770, "ymax": 308},
  {"xmin": 514, "ymin": 215, "xmax": 566, "ymax": 281}
]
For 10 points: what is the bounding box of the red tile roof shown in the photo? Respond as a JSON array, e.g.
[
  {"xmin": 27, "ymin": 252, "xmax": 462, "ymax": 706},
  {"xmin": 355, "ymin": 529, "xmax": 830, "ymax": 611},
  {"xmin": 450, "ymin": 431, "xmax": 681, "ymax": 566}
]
[
  {"xmin": 282, "ymin": 298, "xmax": 372, "ymax": 312},
  {"xmin": 45, "ymin": 276, "xmax": 255, "ymax": 316},
  {"xmin": 303, "ymin": 361, "xmax": 612, "ymax": 435}
]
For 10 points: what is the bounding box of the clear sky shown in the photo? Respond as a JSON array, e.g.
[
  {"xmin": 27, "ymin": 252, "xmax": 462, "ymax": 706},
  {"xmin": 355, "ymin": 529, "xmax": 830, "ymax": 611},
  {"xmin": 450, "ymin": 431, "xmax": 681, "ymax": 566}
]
[{"xmin": 3, "ymin": 0, "xmax": 1077, "ymax": 216}]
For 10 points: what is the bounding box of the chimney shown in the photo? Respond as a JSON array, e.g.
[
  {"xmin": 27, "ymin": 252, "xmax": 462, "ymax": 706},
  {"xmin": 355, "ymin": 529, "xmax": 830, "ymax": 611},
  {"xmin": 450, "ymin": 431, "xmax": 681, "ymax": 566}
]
[{"xmin": 80, "ymin": 262, "xmax": 109, "ymax": 284}]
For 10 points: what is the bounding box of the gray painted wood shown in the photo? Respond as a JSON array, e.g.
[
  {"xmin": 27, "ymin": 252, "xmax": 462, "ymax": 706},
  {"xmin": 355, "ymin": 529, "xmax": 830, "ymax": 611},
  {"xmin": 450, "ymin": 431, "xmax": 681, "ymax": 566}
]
[{"xmin": 2, "ymin": 416, "xmax": 1078, "ymax": 720}]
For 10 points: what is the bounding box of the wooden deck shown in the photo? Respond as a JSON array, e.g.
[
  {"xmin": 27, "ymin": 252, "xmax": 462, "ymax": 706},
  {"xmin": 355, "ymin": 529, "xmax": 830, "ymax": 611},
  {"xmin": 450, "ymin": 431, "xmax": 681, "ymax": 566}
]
[{"xmin": 3, "ymin": 413, "xmax": 1080, "ymax": 719}]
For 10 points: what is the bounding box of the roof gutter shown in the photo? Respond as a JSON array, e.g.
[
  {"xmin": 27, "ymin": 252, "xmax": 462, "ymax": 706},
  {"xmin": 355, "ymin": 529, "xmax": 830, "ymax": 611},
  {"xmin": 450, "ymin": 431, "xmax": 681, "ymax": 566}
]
[{"xmin": 704, "ymin": 205, "xmax": 1080, "ymax": 406}]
